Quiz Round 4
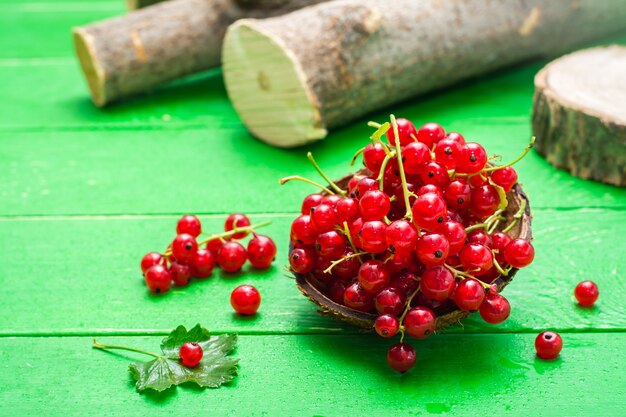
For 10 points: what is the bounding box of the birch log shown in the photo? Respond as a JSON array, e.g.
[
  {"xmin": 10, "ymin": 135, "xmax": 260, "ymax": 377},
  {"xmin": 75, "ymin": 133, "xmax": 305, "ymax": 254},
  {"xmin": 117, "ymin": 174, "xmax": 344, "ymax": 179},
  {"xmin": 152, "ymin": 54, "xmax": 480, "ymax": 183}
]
[
  {"xmin": 222, "ymin": 0, "xmax": 626, "ymax": 147},
  {"xmin": 532, "ymin": 46, "xmax": 626, "ymax": 187},
  {"xmin": 73, "ymin": 0, "xmax": 328, "ymax": 106}
]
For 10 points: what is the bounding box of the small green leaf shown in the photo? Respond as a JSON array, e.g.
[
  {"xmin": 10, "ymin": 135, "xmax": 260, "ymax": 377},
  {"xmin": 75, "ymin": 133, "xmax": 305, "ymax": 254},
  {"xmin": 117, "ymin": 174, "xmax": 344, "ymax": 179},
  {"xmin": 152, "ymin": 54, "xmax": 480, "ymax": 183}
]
[
  {"xmin": 129, "ymin": 357, "xmax": 179, "ymax": 392},
  {"xmin": 160, "ymin": 324, "xmax": 211, "ymax": 357},
  {"xmin": 489, "ymin": 178, "xmax": 509, "ymax": 211}
]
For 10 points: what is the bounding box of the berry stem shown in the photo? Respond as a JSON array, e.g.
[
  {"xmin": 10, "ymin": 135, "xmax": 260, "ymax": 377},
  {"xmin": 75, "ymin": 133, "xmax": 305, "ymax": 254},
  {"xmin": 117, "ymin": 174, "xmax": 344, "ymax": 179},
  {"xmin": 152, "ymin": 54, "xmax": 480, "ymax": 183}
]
[
  {"xmin": 368, "ymin": 121, "xmax": 382, "ymax": 129},
  {"xmin": 307, "ymin": 152, "xmax": 346, "ymax": 196},
  {"xmin": 482, "ymin": 137, "xmax": 535, "ymax": 172},
  {"xmin": 377, "ymin": 153, "xmax": 394, "ymax": 191},
  {"xmin": 92, "ymin": 339, "xmax": 163, "ymax": 358},
  {"xmin": 389, "ymin": 115, "xmax": 413, "ymax": 220},
  {"xmin": 398, "ymin": 285, "xmax": 421, "ymax": 343},
  {"xmin": 340, "ymin": 221, "xmax": 363, "ymax": 263},
  {"xmin": 323, "ymin": 251, "xmax": 369, "ymax": 274},
  {"xmin": 492, "ymin": 255, "xmax": 509, "ymax": 276},
  {"xmin": 464, "ymin": 209, "xmax": 505, "ymax": 233},
  {"xmin": 501, "ymin": 199, "xmax": 527, "ymax": 234},
  {"xmin": 279, "ymin": 176, "xmax": 335, "ymax": 195},
  {"xmin": 444, "ymin": 264, "xmax": 490, "ymax": 289},
  {"xmin": 350, "ymin": 147, "xmax": 366, "ymax": 167}
]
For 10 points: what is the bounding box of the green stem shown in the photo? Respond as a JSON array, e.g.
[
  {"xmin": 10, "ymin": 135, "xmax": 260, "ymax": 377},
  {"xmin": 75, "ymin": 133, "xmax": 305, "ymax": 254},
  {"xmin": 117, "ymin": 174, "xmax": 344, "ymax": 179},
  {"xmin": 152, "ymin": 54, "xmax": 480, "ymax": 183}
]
[
  {"xmin": 279, "ymin": 176, "xmax": 334, "ymax": 195},
  {"xmin": 165, "ymin": 221, "xmax": 271, "ymax": 255},
  {"xmin": 349, "ymin": 146, "xmax": 366, "ymax": 167},
  {"xmin": 307, "ymin": 152, "xmax": 346, "ymax": 196},
  {"xmin": 323, "ymin": 252, "xmax": 369, "ymax": 274},
  {"xmin": 502, "ymin": 199, "xmax": 527, "ymax": 234},
  {"xmin": 93, "ymin": 339, "xmax": 162, "ymax": 359},
  {"xmin": 390, "ymin": 115, "xmax": 413, "ymax": 219},
  {"xmin": 377, "ymin": 153, "xmax": 393, "ymax": 191},
  {"xmin": 398, "ymin": 285, "xmax": 421, "ymax": 343},
  {"xmin": 443, "ymin": 264, "xmax": 491, "ymax": 289},
  {"xmin": 482, "ymin": 137, "xmax": 535, "ymax": 172},
  {"xmin": 341, "ymin": 221, "xmax": 363, "ymax": 264},
  {"xmin": 368, "ymin": 121, "xmax": 382, "ymax": 129},
  {"xmin": 492, "ymin": 255, "xmax": 508, "ymax": 276}
]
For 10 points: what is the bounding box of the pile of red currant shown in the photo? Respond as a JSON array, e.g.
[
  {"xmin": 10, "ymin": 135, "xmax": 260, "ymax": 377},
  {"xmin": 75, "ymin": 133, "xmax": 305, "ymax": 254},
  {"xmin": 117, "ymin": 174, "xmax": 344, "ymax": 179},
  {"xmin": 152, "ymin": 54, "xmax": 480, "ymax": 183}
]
[
  {"xmin": 140, "ymin": 214, "xmax": 277, "ymax": 294},
  {"xmin": 284, "ymin": 116, "xmax": 536, "ymax": 373}
]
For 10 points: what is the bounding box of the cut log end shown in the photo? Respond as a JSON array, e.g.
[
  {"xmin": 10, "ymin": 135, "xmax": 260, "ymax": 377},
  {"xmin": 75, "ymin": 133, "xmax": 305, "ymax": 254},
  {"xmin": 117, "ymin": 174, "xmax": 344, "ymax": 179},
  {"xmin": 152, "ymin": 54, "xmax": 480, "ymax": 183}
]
[
  {"xmin": 533, "ymin": 46, "xmax": 626, "ymax": 187},
  {"xmin": 222, "ymin": 21, "xmax": 326, "ymax": 148},
  {"xmin": 73, "ymin": 29, "xmax": 107, "ymax": 107}
]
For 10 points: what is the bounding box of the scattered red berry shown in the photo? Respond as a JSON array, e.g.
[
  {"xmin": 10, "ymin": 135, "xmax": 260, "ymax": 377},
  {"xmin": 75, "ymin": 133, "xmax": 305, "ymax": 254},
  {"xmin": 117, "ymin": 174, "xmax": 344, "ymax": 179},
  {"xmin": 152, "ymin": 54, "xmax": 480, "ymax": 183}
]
[
  {"xmin": 479, "ymin": 292, "xmax": 511, "ymax": 324},
  {"xmin": 504, "ymin": 238, "xmax": 534, "ymax": 268},
  {"xmin": 171, "ymin": 233, "xmax": 198, "ymax": 263},
  {"xmin": 176, "ymin": 215, "xmax": 202, "ymax": 237},
  {"xmin": 387, "ymin": 343, "xmax": 416, "ymax": 373},
  {"xmin": 218, "ymin": 241, "xmax": 247, "ymax": 273},
  {"xmin": 191, "ymin": 249, "xmax": 215, "ymax": 278},
  {"xmin": 247, "ymin": 234, "xmax": 277, "ymax": 269},
  {"xmin": 225, "ymin": 213, "xmax": 251, "ymax": 239},
  {"xmin": 179, "ymin": 342, "xmax": 203, "ymax": 367},
  {"xmin": 141, "ymin": 252, "xmax": 163, "ymax": 274},
  {"xmin": 170, "ymin": 262, "xmax": 192, "ymax": 286},
  {"xmin": 230, "ymin": 285, "xmax": 261, "ymax": 315},
  {"xmin": 144, "ymin": 264, "xmax": 171, "ymax": 294},
  {"xmin": 374, "ymin": 314, "xmax": 400, "ymax": 338},
  {"xmin": 535, "ymin": 331, "xmax": 563, "ymax": 360},
  {"xmin": 574, "ymin": 280, "xmax": 599, "ymax": 306}
]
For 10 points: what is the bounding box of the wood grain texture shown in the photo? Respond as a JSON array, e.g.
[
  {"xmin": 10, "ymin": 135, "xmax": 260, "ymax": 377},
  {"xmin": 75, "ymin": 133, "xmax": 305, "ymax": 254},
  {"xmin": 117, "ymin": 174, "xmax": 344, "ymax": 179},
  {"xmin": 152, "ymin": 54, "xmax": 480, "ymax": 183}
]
[
  {"xmin": 0, "ymin": 211, "xmax": 623, "ymax": 335},
  {"xmin": 0, "ymin": 333, "xmax": 624, "ymax": 416},
  {"xmin": 533, "ymin": 46, "xmax": 626, "ymax": 186}
]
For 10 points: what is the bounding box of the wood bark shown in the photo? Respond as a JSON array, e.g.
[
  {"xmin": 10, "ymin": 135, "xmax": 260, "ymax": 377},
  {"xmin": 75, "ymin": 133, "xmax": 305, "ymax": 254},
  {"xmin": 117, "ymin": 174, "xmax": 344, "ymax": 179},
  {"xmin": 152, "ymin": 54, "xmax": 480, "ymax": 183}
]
[
  {"xmin": 127, "ymin": 0, "xmax": 295, "ymax": 10},
  {"xmin": 73, "ymin": 0, "xmax": 328, "ymax": 106},
  {"xmin": 533, "ymin": 46, "xmax": 626, "ymax": 187},
  {"xmin": 222, "ymin": 0, "xmax": 626, "ymax": 147}
]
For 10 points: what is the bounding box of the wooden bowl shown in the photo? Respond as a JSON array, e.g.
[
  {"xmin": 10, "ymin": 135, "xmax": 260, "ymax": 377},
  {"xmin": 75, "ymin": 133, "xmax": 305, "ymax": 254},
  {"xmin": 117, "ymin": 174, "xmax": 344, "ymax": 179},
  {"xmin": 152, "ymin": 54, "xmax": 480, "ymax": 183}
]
[{"xmin": 293, "ymin": 168, "xmax": 532, "ymax": 330}]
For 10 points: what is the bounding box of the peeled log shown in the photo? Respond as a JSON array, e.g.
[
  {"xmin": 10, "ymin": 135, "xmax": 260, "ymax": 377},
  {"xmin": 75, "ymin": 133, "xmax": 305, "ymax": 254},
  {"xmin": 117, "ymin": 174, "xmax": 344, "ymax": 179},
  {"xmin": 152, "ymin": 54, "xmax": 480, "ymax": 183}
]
[
  {"xmin": 532, "ymin": 46, "xmax": 626, "ymax": 186},
  {"xmin": 73, "ymin": 0, "xmax": 328, "ymax": 106},
  {"xmin": 222, "ymin": 0, "xmax": 626, "ymax": 147}
]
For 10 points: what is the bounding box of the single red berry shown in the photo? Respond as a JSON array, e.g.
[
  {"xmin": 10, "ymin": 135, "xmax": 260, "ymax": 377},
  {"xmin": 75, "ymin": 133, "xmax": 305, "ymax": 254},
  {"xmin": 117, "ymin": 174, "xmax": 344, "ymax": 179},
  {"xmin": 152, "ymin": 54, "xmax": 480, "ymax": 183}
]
[
  {"xmin": 310, "ymin": 203, "xmax": 337, "ymax": 232},
  {"xmin": 445, "ymin": 180, "xmax": 471, "ymax": 210},
  {"xmin": 170, "ymin": 262, "xmax": 192, "ymax": 286},
  {"xmin": 301, "ymin": 193, "xmax": 323, "ymax": 214},
  {"xmin": 312, "ymin": 255, "xmax": 334, "ymax": 284},
  {"xmin": 375, "ymin": 287, "xmax": 406, "ymax": 315},
  {"xmin": 384, "ymin": 250, "xmax": 414, "ymax": 273},
  {"xmin": 353, "ymin": 177, "xmax": 379, "ymax": 199},
  {"xmin": 288, "ymin": 247, "xmax": 316, "ymax": 274},
  {"xmin": 417, "ymin": 184, "xmax": 443, "ymax": 198},
  {"xmin": 420, "ymin": 161, "xmax": 450, "ymax": 188},
  {"xmin": 434, "ymin": 138, "xmax": 462, "ymax": 169},
  {"xmin": 171, "ymin": 233, "xmax": 198, "ymax": 263},
  {"xmin": 404, "ymin": 306, "xmax": 437, "ymax": 339},
  {"xmin": 141, "ymin": 252, "xmax": 163, "ymax": 274},
  {"xmin": 359, "ymin": 190, "xmax": 391, "ymax": 221},
  {"xmin": 535, "ymin": 331, "xmax": 563, "ymax": 360},
  {"xmin": 224, "ymin": 213, "xmax": 251, "ymax": 239},
  {"xmin": 336, "ymin": 197, "xmax": 359, "ymax": 223},
  {"xmin": 387, "ymin": 118, "xmax": 418, "ymax": 146},
  {"xmin": 230, "ymin": 284, "xmax": 261, "ymax": 315},
  {"xmin": 315, "ymin": 230, "xmax": 346, "ymax": 259},
  {"xmin": 206, "ymin": 238, "xmax": 225, "ymax": 260},
  {"xmin": 389, "ymin": 272, "xmax": 419, "ymax": 296},
  {"xmin": 470, "ymin": 184, "xmax": 500, "ymax": 217},
  {"xmin": 411, "ymin": 192, "xmax": 447, "ymax": 231},
  {"xmin": 479, "ymin": 293, "xmax": 511, "ymax": 324},
  {"xmin": 385, "ymin": 220, "xmax": 418, "ymax": 254},
  {"xmin": 387, "ymin": 343, "xmax": 416, "ymax": 373},
  {"xmin": 217, "ymin": 241, "xmax": 247, "ymax": 272},
  {"xmin": 290, "ymin": 214, "xmax": 318, "ymax": 246},
  {"xmin": 491, "ymin": 231, "xmax": 512, "ymax": 264},
  {"xmin": 453, "ymin": 278, "xmax": 486, "ymax": 311},
  {"xmin": 349, "ymin": 217, "xmax": 363, "ymax": 247},
  {"xmin": 457, "ymin": 142, "xmax": 487, "ymax": 174},
  {"xmin": 415, "ymin": 233, "xmax": 450, "ymax": 267},
  {"xmin": 191, "ymin": 248, "xmax": 215, "ymax": 278},
  {"xmin": 363, "ymin": 142, "xmax": 388, "ymax": 174},
  {"xmin": 574, "ymin": 281, "xmax": 599, "ymax": 306},
  {"xmin": 491, "ymin": 166, "xmax": 518, "ymax": 192},
  {"xmin": 437, "ymin": 220, "xmax": 466, "ymax": 255},
  {"xmin": 446, "ymin": 132, "xmax": 466, "ymax": 145},
  {"xmin": 332, "ymin": 251, "xmax": 361, "ymax": 281},
  {"xmin": 420, "ymin": 266, "xmax": 456, "ymax": 301},
  {"xmin": 402, "ymin": 141, "xmax": 432, "ymax": 174},
  {"xmin": 459, "ymin": 243, "xmax": 493, "ymax": 276},
  {"xmin": 374, "ymin": 314, "xmax": 400, "ymax": 338},
  {"xmin": 348, "ymin": 175, "xmax": 365, "ymax": 195},
  {"xmin": 179, "ymin": 342, "xmax": 203, "ymax": 367},
  {"xmin": 359, "ymin": 220, "xmax": 388, "ymax": 254},
  {"xmin": 416, "ymin": 122, "xmax": 446, "ymax": 148},
  {"xmin": 504, "ymin": 239, "xmax": 534, "ymax": 268},
  {"xmin": 321, "ymin": 194, "xmax": 342, "ymax": 209},
  {"xmin": 326, "ymin": 280, "xmax": 347, "ymax": 304},
  {"xmin": 176, "ymin": 215, "xmax": 202, "ymax": 237},
  {"xmin": 466, "ymin": 229, "xmax": 492, "ymax": 248},
  {"xmin": 144, "ymin": 264, "xmax": 171, "ymax": 294},
  {"xmin": 358, "ymin": 260, "xmax": 391, "ymax": 294},
  {"xmin": 343, "ymin": 282, "xmax": 374, "ymax": 312},
  {"xmin": 247, "ymin": 234, "xmax": 277, "ymax": 269}
]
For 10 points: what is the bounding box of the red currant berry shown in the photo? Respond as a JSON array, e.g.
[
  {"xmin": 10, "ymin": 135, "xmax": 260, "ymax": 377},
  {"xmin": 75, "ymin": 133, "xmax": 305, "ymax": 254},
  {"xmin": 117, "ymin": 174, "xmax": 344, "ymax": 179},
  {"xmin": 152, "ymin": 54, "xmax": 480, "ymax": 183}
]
[
  {"xmin": 206, "ymin": 238, "xmax": 225, "ymax": 259},
  {"xmin": 326, "ymin": 280, "xmax": 347, "ymax": 304},
  {"xmin": 363, "ymin": 142, "xmax": 387, "ymax": 174},
  {"xmin": 349, "ymin": 217, "xmax": 363, "ymax": 247},
  {"xmin": 321, "ymin": 194, "xmax": 342, "ymax": 209},
  {"xmin": 247, "ymin": 234, "xmax": 277, "ymax": 269},
  {"xmin": 386, "ymin": 118, "xmax": 418, "ymax": 146},
  {"xmin": 315, "ymin": 230, "xmax": 346, "ymax": 259},
  {"xmin": 301, "ymin": 193, "xmax": 323, "ymax": 214},
  {"xmin": 457, "ymin": 142, "xmax": 487, "ymax": 174},
  {"xmin": 402, "ymin": 141, "xmax": 432, "ymax": 174},
  {"xmin": 416, "ymin": 122, "xmax": 446, "ymax": 148},
  {"xmin": 343, "ymin": 282, "xmax": 374, "ymax": 312},
  {"xmin": 336, "ymin": 197, "xmax": 359, "ymax": 223},
  {"xmin": 170, "ymin": 262, "xmax": 192, "ymax": 286},
  {"xmin": 332, "ymin": 251, "xmax": 361, "ymax": 281},
  {"xmin": 217, "ymin": 241, "xmax": 247, "ymax": 272},
  {"xmin": 446, "ymin": 132, "xmax": 466, "ymax": 145},
  {"xmin": 491, "ymin": 166, "xmax": 518, "ymax": 192},
  {"xmin": 176, "ymin": 215, "xmax": 202, "ymax": 237},
  {"xmin": 224, "ymin": 213, "xmax": 251, "ymax": 239},
  {"xmin": 179, "ymin": 342, "xmax": 203, "ymax": 367},
  {"xmin": 191, "ymin": 248, "xmax": 215, "ymax": 278},
  {"xmin": 445, "ymin": 180, "xmax": 471, "ymax": 210},
  {"xmin": 385, "ymin": 220, "xmax": 418, "ymax": 254},
  {"xmin": 312, "ymin": 255, "xmax": 334, "ymax": 284},
  {"xmin": 411, "ymin": 192, "xmax": 447, "ymax": 231},
  {"xmin": 384, "ymin": 250, "xmax": 414, "ymax": 273},
  {"xmin": 144, "ymin": 264, "xmax": 171, "ymax": 294},
  {"xmin": 504, "ymin": 239, "xmax": 534, "ymax": 268},
  {"xmin": 470, "ymin": 184, "xmax": 500, "ymax": 217},
  {"xmin": 171, "ymin": 233, "xmax": 198, "ymax": 263},
  {"xmin": 404, "ymin": 306, "xmax": 436, "ymax": 339},
  {"xmin": 417, "ymin": 184, "xmax": 443, "ymax": 198},
  {"xmin": 466, "ymin": 229, "xmax": 492, "ymax": 248},
  {"xmin": 387, "ymin": 343, "xmax": 416, "ymax": 373},
  {"xmin": 415, "ymin": 233, "xmax": 450, "ymax": 267},
  {"xmin": 453, "ymin": 278, "xmax": 486, "ymax": 311},
  {"xmin": 375, "ymin": 287, "xmax": 406, "ymax": 315},
  {"xmin": 421, "ymin": 266, "xmax": 456, "ymax": 301},
  {"xmin": 491, "ymin": 232, "xmax": 512, "ymax": 263},
  {"xmin": 479, "ymin": 293, "xmax": 511, "ymax": 324},
  {"xmin": 348, "ymin": 175, "xmax": 365, "ymax": 195},
  {"xmin": 437, "ymin": 220, "xmax": 466, "ymax": 255},
  {"xmin": 230, "ymin": 284, "xmax": 261, "ymax": 315},
  {"xmin": 420, "ymin": 161, "xmax": 450, "ymax": 188},
  {"xmin": 358, "ymin": 260, "xmax": 391, "ymax": 294},
  {"xmin": 574, "ymin": 281, "xmax": 599, "ymax": 306},
  {"xmin": 353, "ymin": 177, "xmax": 379, "ymax": 199},
  {"xmin": 141, "ymin": 252, "xmax": 163, "ymax": 274},
  {"xmin": 289, "ymin": 247, "xmax": 316, "ymax": 274},
  {"xmin": 310, "ymin": 203, "xmax": 337, "ymax": 232},
  {"xmin": 290, "ymin": 215, "xmax": 318, "ymax": 246},
  {"xmin": 359, "ymin": 190, "xmax": 390, "ymax": 221},
  {"xmin": 434, "ymin": 138, "xmax": 462, "ymax": 169},
  {"xmin": 359, "ymin": 220, "xmax": 388, "ymax": 254},
  {"xmin": 459, "ymin": 243, "xmax": 493, "ymax": 276},
  {"xmin": 535, "ymin": 331, "xmax": 563, "ymax": 360},
  {"xmin": 389, "ymin": 272, "xmax": 419, "ymax": 296},
  {"xmin": 374, "ymin": 314, "xmax": 400, "ymax": 338}
]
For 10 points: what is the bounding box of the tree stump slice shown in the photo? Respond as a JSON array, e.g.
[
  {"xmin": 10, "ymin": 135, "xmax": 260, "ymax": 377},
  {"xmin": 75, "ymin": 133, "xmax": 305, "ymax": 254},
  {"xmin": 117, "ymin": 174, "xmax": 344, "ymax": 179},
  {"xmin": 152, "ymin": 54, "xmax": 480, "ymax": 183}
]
[{"xmin": 533, "ymin": 46, "xmax": 626, "ymax": 186}]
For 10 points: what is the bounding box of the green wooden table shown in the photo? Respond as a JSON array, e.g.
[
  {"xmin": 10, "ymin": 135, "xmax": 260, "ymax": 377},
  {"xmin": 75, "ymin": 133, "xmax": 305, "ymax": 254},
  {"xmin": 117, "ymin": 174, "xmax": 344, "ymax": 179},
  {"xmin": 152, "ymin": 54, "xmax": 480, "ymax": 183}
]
[{"xmin": 1, "ymin": 2, "xmax": 625, "ymax": 415}]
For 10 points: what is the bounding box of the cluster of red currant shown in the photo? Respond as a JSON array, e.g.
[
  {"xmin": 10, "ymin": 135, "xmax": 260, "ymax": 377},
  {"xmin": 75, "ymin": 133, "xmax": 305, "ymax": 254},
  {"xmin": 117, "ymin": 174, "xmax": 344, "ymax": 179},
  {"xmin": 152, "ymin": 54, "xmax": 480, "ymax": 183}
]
[
  {"xmin": 140, "ymin": 214, "xmax": 277, "ymax": 294},
  {"xmin": 284, "ymin": 116, "xmax": 536, "ymax": 373}
]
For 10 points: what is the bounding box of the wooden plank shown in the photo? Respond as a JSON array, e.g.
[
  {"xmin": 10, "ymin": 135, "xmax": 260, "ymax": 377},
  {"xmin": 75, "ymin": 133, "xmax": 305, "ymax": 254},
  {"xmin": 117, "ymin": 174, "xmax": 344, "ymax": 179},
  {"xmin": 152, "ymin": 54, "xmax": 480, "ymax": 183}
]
[
  {"xmin": 0, "ymin": 210, "xmax": 623, "ymax": 335},
  {"xmin": 0, "ymin": 333, "xmax": 624, "ymax": 415}
]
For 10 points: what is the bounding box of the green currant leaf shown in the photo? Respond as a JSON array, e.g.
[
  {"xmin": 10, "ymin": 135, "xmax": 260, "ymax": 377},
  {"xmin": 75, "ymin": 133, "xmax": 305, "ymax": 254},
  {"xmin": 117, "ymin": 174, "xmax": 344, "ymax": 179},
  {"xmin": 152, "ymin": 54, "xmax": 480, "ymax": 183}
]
[{"xmin": 160, "ymin": 324, "xmax": 211, "ymax": 357}]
